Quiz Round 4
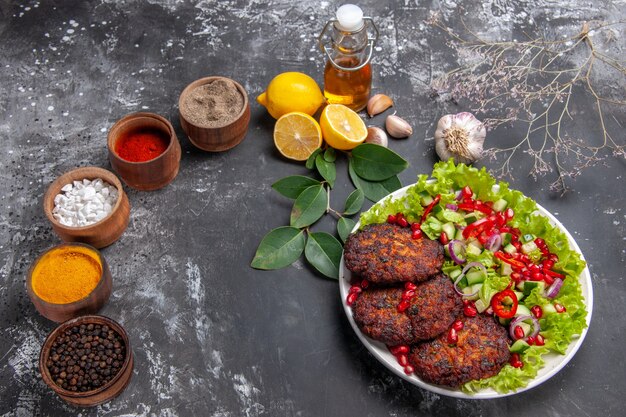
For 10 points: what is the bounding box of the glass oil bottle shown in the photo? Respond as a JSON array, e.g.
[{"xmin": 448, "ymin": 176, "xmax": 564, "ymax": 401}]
[{"xmin": 318, "ymin": 4, "xmax": 379, "ymax": 112}]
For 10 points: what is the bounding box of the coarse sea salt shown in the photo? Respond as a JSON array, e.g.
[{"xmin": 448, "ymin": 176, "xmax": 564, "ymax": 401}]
[{"xmin": 52, "ymin": 178, "xmax": 118, "ymax": 227}]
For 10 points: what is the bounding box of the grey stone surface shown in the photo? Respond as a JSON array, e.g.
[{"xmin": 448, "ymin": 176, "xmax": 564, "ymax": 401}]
[{"xmin": 0, "ymin": 0, "xmax": 624, "ymax": 416}]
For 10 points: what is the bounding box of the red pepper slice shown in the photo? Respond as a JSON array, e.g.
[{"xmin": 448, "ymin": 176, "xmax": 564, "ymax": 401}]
[
  {"xmin": 457, "ymin": 202, "xmax": 475, "ymax": 212},
  {"xmin": 462, "ymin": 218, "xmax": 494, "ymax": 239},
  {"xmin": 543, "ymin": 268, "xmax": 565, "ymax": 279},
  {"xmin": 490, "ymin": 288, "xmax": 519, "ymax": 319},
  {"xmin": 420, "ymin": 194, "xmax": 441, "ymax": 223},
  {"xmin": 494, "ymin": 251, "xmax": 526, "ymax": 270},
  {"xmin": 473, "ymin": 202, "xmax": 493, "ymax": 215}
]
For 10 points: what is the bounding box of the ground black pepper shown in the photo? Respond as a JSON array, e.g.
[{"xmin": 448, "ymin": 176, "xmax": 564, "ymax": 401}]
[{"xmin": 46, "ymin": 323, "xmax": 125, "ymax": 392}]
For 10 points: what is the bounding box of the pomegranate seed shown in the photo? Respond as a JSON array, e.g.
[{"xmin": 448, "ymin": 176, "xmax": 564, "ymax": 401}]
[
  {"xmin": 548, "ymin": 253, "xmax": 559, "ymax": 263},
  {"xmin": 504, "ymin": 208, "xmax": 515, "ymax": 220},
  {"xmin": 402, "ymin": 289, "xmax": 416, "ymax": 300},
  {"xmin": 397, "ymin": 300, "xmax": 410, "ymax": 313},
  {"xmin": 439, "ymin": 232, "xmax": 449, "ymax": 244},
  {"xmin": 389, "ymin": 344, "xmax": 409, "ymax": 355},
  {"xmin": 411, "ymin": 229, "xmax": 423, "ymax": 239},
  {"xmin": 404, "ymin": 282, "xmax": 417, "ymax": 291},
  {"xmin": 463, "ymin": 304, "xmax": 477, "ymax": 317},
  {"xmin": 543, "ymin": 274, "xmax": 554, "ymax": 285},
  {"xmin": 511, "ymin": 272, "xmax": 523, "ymax": 283},
  {"xmin": 531, "ymin": 272, "xmax": 545, "ymax": 281},
  {"xmin": 495, "ymin": 214, "xmax": 506, "ymax": 227},
  {"xmin": 534, "ymin": 237, "xmax": 545, "ymax": 247},
  {"xmin": 349, "ymin": 285, "xmax": 362, "ymax": 294},
  {"xmin": 526, "ymin": 336, "xmax": 535, "ymax": 345},
  {"xmin": 387, "ymin": 214, "xmax": 397, "ymax": 224},
  {"xmin": 447, "ymin": 328, "xmax": 458, "ymax": 345},
  {"xmin": 361, "ymin": 279, "xmax": 369, "ymax": 289},
  {"xmin": 513, "ymin": 241, "xmax": 522, "ymax": 251},
  {"xmin": 462, "ymin": 186, "xmax": 473, "ymax": 198},
  {"xmin": 509, "ymin": 353, "xmax": 524, "ymax": 368},
  {"xmin": 398, "ymin": 217, "xmax": 409, "ymax": 228},
  {"xmin": 478, "ymin": 234, "xmax": 489, "ymax": 245},
  {"xmin": 452, "ymin": 320, "xmax": 464, "ymax": 331},
  {"xmin": 529, "ymin": 264, "xmax": 541, "ymax": 273},
  {"xmin": 513, "ymin": 325, "xmax": 525, "ymax": 340},
  {"xmin": 404, "ymin": 365, "xmax": 414, "ymax": 375},
  {"xmin": 554, "ymin": 303, "xmax": 566, "ymax": 313},
  {"xmin": 501, "ymin": 226, "xmax": 511, "ymax": 233},
  {"xmin": 398, "ymin": 354, "xmax": 408, "ymax": 367},
  {"xmin": 346, "ymin": 292, "xmax": 358, "ymax": 306},
  {"xmin": 542, "ymin": 259, "xmax": 555, "ymax": 270},
  {"xmin": 411, "ymin": 223, "xmax": 421, "ymax": 232},
  {"xmin": 531, "ymin": 305, "xmax": 543, "ymax": 319},
  {"xmin": 462, "ymin": 299, "xmax": 470, "ymax": 306},
  {"xmin": 511, "ymin": 227, "xmax": 521, "ymax": 236},
  {"xmin": 535, "ymin": 334, "xmax": 545, "ymax": 346}
]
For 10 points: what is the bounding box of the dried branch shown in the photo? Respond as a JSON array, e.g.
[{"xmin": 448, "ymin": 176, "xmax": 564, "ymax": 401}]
[{"xmin": 429, "ymin": 15, "xmax": 626, "ymax": 193}]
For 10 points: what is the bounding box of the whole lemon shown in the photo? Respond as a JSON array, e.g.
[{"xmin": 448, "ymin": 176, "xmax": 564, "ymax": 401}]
[{"xmin": 257, "ymin": 72, "xmax": 325, "ymax": 119}]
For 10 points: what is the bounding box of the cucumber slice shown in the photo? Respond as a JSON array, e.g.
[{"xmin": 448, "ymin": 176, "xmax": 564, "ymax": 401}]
[
  {"xmin": 514, "ymin": 290, "xmax": 524, "ymax": 302},
  {"xmin": 499, "ymin": 262, "xmax": 513, "ymax": 276},
  {"xmin": 515, "ymin": 304, "xmax": 531, "ymax": 317},
  {"xmin": 474, "ymin": 299, "xmax": 489, "ymax": 313},
  {"xmin": 420, "ymin": 192, "xmax": 433, "ymax": 206},
  {"xmin": 448, "ymin": 268, "xmax": 463, "ymax": 280},
  {"xmin": 466, "ymin": 269, "xmax": 487, "ymax": 285},
  {"xmin": 522, "ymin": 241, "xmax": 538, "ymax": 254},
  {"xmin": 442, "ymin": 222, "xmax": 456, "ymax": 241},
  {"xmin": 464, "ymin": 213, "xmax": 479, "ymax": 224},
  {"xmin": 455, "ymin": 228, "xmax": 465, "ymax": 241},
  {"xmin": 523, "ymin": 281, "xmax": 546, "ymax": 297},
  {"xmin": 503, "ymin": 243, "xmax": 517, "ymax": 254},
  {"xmin": 509, "ymin": 339, "xmax": 530, "ymax": 353},
  {"xmin": 466, "ymin": 244, "xmax": 482, "ymax": 256},
  {"xmin": 500, "ymin": 232, "xmax": 512, "ymax": 246},
  {"xmin": 462, "ymin": 284, "xmax": 481, "ymax": 301},
  {"xmin": 492, "ymin": 199, "xmax": 508, "ymax": 212},
  {"xmin": 542, "ymin": 303, "xmax": 558, "ymax": 315},
  {"xmin": 521, "ymin": 233, "xmax": 535, "ymax": 243}
]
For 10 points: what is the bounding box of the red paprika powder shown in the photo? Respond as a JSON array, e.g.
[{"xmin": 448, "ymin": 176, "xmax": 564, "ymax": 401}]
[{"xmin": 115, "ymin": 128, "xmax": 169, "ymax": 162}]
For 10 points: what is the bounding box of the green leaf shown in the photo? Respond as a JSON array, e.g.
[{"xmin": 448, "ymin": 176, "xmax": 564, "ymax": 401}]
[
  {"xmin": 323, "ymin": 147, "xmax": 336, "ymax": 162},
  {"xmin": 351, "ymin": 143, "xmax": 409, "ymax": 181},
  {"xmin": 315, "ymin": 154, "xmax": 336, "ymax": 188},
  {"xmin": 337, "ymin": 217, "xmax": 356, "ymax": 243},
  {"xmin": 290, "ymin": 184, "xmax": 328, "ymax": 228},
  {"xmin": 251, "ymin": 227, "xmax": 306, "ymax": 270},
  {"xmin": 305, "ymin": 148, "xmax": 322, "ymax": 169},
  {"xmin": 304, "ymin": 232, "xmax": 343, "ymax": 279},
  {"xmin": 272, "ymin": 175, "xmax": 321, "ymax": 199},
  {"xmin": 343, "ymin": 188, "xmax": 364, "ymax": 215},
  {"xmin": 349, "ymin": 160, "xmax": 402, "ymax": 202}
]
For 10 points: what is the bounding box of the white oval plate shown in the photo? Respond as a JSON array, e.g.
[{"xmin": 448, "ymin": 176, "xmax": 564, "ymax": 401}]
[{"xmin": 339, "ymin": 184, "xmax": 593, "ymax": 399}]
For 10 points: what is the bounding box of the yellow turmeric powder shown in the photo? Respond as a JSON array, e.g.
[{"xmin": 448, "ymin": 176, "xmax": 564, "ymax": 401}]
[{"xmin": 31, "ymin": 245, "xmax": 102, "ymax": 304}]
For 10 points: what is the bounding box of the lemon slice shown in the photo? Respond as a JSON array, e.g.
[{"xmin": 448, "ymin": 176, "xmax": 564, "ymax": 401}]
[
  {"xmin": 273, "ymin": 112, "xmax": 323, "ymax": 161},
  {"xmin": 320, "ymin": 104, "xmax": 367, "ymax": 150}
]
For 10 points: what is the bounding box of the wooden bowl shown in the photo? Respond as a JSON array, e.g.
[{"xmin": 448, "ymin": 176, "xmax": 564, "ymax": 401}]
[
  {"xmin": 43, "ymin": 167, "xmax": 130, "ymax": 248},
  {"xmin": 26, "ymin": 243, "xmax": 113, "ymax": 323},
  {"xmin": 179, "ymin": 76, "xmax": 250, "ymax": 151},
  {"xmin": 107, "ymin": 112, "xmax": 182, "ymax": 190},
  {"xmin": 39, "ymin": 315, "xmax": 134, "ymax": 407}
]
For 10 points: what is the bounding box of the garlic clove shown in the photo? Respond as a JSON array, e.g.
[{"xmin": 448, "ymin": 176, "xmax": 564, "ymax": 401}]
[
  {"xmin": 365, "ymin": 126, "xmax": 388, "ymax": 147},
  {"xmin": 367, "ymin": 94, "xmax": 394, "ymax": 117},
  {"xmin": 385, "ymin": 115, "xmax": 413, "ymax": 138}
]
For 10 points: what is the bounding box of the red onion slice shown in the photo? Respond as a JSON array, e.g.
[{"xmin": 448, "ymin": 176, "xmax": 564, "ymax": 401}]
[
  {"xmin": 485, "ymin": 233, "xmax": 502, "ymax": 252},
  {"xmin": 545, "ymin": 277, "xmax": 563, "ymax": 299},
  {"xmin": 509, "ymin": 314, "xmax": 540, "ymax": 340},
  {"xmin": 448, "ymin": 240, "xmax": 467, "ymax": 264},
  {"xmin": 446, "ymin": 204, "xmax": 458, "ymax": 211},
  {"xmin": 453, "ymin": 262, "xmax": 486, "ymax": 297}
]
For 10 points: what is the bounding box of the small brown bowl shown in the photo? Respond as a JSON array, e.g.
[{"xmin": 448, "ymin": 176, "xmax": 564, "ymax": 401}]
[
  {"xmin": 43, "ymin": 166, "xmax": 130, "ymax": 248},
  {"xmin": 107, "ymin": 112, "xmax": 182, "ymax": 190},
  {"xmin": 39, "ymin": 315, "xmax": 134, "ymax": 407},
  {"xmin": 26, "ymin": 243, "xmax": 113, "ymax": 323},
  {"xmin": 179, "ymin": 76, "xmax": 250, "ymax": 152}
]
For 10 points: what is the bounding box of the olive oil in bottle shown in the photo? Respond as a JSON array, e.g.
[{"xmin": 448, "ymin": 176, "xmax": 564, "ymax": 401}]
[{"xmin": 319, "ymin": 4, "xmax": 378, "ymax": 112}]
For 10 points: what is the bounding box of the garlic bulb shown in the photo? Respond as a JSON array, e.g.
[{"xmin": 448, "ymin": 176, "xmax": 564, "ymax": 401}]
[
  {"xmin": 434, "ymin": 112, "xmax": 486, "ymax": 164},
  {"xmin": 365, "ymin": 127, "xmax": 388, "ymax": 147}
]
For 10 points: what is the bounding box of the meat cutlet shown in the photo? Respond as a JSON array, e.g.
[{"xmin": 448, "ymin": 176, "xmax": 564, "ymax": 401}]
[
  {"xmin": 352, "ymin": 275, "xmax": 463, "ymax": 346},
  {"xmin": 409, "ymin": 314, "xmax": 511, "ymax": 387},
  {"xmin": 344, "ymin": 223, "xmax": 444, "ymax": 284}
]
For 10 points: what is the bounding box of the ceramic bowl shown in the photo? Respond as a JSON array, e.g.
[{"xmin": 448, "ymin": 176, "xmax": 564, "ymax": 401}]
[
  {"xmin": 107, "ymin": 112, "xmax": 182, "ymax": 190},
  {"xmin": 178, "ymin": 76, "xmax": 250, "ymax": 151},
  {"xmin": 26, "ymin": 242, "xmax": 113, "ymax": 323},
  {"xmin": 39, "ymin": 315, "xmax": 134, "ymax": 407},
  {"xmin": 43, "ymin": 166, "xmax": 130, "ymax": 248}
]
